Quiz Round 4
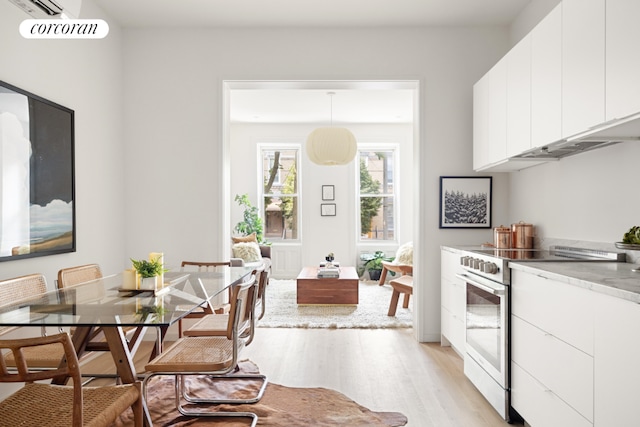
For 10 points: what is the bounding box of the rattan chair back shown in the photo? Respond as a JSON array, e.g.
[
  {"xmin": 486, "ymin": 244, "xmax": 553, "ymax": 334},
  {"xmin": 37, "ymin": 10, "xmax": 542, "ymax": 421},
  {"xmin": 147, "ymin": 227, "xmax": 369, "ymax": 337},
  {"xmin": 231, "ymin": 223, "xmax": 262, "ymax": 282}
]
[
  {"xmin": 0, "ymin": 274, "xmax": 47, "ymax": 336},
  {"xmin": 57, "ymin": 264, "xmax": 103, "ymax": 289},
  {"xmin": 180, "ymin": 261, "xmax": 231, "ymax": 272}
]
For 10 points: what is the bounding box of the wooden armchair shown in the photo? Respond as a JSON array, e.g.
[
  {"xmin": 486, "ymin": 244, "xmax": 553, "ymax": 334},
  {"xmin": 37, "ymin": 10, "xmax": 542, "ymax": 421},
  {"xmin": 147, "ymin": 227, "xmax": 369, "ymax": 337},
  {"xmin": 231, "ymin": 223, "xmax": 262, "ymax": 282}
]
[
  {"xmin": 378, "ymin": 261, "xmax": 413, "ymax": 286},
  {"xmin": 0, "ymin": 332, "xmax": 143, "ymax": 427},
  {"xmin": 0, "ymin": 274, "xmax": 69, "ymax": 369}
]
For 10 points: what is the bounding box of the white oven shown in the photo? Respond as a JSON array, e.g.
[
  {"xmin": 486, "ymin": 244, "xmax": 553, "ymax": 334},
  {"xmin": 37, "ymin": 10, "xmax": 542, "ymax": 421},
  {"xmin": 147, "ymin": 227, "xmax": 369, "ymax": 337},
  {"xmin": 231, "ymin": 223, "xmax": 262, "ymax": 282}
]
[{"xmin": 457, "ymin": 271, "xmax": 510, "ymax": 420}]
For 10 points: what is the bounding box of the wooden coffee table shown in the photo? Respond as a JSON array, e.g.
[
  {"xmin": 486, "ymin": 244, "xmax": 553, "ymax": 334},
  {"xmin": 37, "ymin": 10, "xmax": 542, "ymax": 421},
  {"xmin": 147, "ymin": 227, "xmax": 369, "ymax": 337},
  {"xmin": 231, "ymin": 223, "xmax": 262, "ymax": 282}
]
[{"xmin": 296, "ymin": 266, "xmax": 359, "ymax": 305}]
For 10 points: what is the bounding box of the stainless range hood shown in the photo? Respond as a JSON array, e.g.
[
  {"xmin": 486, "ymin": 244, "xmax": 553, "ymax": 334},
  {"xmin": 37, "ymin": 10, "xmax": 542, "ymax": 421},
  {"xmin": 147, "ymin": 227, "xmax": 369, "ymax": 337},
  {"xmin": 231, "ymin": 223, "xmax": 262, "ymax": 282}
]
[{"xmin": 513, "ymin": 112, "xmax": 640, "ymax": 160}]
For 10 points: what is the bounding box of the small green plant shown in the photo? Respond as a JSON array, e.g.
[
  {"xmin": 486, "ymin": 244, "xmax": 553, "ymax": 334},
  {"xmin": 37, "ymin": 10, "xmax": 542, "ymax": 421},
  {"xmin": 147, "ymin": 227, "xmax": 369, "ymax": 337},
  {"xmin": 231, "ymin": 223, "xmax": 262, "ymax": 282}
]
[
  {"xmin": 360, "ymin": 251, "xmax": 394, "ymax": 280},
  {"xmin": 234, "ymin": 193, "xmax": 264, "ymax": 243},
  {"xmin": 131, "ymin": 258, "xmax": 166, "ymax": 278}
]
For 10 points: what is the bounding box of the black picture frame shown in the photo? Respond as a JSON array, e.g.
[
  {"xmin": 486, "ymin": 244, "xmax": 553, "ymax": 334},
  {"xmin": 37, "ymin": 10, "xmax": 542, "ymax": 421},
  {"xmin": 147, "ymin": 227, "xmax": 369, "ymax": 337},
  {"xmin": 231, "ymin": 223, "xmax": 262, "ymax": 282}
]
[
  {"xmin": 320, "ymin": 203, "xmax": 336, "ymax": 217},
  {"xmin": 439, "ymin": 176, "xmax": 492, "ymax": 229},
  {"xmin": 0, "ymin": 81, "xmax": 76, "ymax": 261},
  {"xmin": 322, "ymin": 185, "xmax": 335, "ymax": 200}
]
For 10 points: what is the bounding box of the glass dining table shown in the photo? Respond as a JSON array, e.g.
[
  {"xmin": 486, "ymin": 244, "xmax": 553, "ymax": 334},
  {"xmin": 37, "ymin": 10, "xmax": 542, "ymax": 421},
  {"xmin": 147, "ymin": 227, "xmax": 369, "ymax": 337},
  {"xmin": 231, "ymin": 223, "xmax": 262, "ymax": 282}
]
[{"xmin": 0, "ymin": 265, "xmax": 254, "ymax": 426}]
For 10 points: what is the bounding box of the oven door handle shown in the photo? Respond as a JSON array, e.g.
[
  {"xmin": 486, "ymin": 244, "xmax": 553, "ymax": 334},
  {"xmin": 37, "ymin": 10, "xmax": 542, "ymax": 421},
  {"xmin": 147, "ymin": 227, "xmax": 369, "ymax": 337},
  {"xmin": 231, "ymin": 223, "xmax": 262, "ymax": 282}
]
[{"xmin": 455, "ymin": 273, "xmax": 505, "ymax": 296}]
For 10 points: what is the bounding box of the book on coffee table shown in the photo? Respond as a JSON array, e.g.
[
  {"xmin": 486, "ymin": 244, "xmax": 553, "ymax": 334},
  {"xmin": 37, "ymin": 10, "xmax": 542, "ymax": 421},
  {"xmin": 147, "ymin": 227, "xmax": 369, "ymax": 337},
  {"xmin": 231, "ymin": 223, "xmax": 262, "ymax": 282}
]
[{"xmin": 317, "ymin": 266, "xmax": 340, "ymax": 278}]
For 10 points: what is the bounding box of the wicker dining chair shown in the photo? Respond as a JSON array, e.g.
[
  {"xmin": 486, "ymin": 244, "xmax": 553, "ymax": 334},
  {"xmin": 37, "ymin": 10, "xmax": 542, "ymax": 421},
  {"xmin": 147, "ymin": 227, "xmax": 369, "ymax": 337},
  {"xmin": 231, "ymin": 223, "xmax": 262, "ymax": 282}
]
[
  {"xmin": 0, "ymin": 273, "xmax": 68, "ymax": 369},
  {"xmin": 184, "ymin": 267, "xmax": 263, "ymax": 345},
  {"xmin": 0, "ymin": 332, "xmax": 143, "ymax": 427},
  {"xmin": 177, "ymin": 261, "xmax": 235, "ymax": 337},
  {"xmin": 143, "ymin": 274, "xmax": 267, "ymax": 426}
]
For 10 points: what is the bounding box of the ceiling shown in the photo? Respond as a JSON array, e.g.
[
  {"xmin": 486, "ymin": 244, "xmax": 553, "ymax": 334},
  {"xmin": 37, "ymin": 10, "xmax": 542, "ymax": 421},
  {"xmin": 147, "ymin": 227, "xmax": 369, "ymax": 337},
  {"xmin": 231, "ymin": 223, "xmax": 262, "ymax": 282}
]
[
  {"xmin": 93, "ymin": 0, "xmax": 531, "ymax": 124},
  {"xmin": 95, "ymin": 0, "xmax": 531, "ymax": 29}
]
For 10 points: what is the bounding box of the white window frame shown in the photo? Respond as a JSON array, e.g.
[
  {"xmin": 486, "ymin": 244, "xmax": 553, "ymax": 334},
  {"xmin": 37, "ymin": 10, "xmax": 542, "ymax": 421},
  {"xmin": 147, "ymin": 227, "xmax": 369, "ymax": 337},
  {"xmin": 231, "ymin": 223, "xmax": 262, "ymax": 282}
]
[
  {"xmin": 356, "ymin": 144, "xmax": 400, "ymax": 244},
  {"xmin": 258, "ymin": 143, "xmax": 302, "ymax": 243}
]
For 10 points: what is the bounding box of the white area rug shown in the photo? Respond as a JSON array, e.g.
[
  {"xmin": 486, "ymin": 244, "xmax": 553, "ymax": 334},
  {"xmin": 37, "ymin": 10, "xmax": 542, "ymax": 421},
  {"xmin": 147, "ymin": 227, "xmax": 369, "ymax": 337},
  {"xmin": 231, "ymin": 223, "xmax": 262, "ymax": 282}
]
[{"xmin": 258, "ymin": 279, "xmax": 413, "ymax": 329}]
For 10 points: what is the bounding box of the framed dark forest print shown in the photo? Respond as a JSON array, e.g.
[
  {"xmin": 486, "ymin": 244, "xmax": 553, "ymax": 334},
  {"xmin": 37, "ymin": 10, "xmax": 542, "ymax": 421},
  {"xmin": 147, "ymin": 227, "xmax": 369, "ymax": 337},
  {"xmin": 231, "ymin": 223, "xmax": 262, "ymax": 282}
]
[
  {"xmin": 0, "ymin": 81, "xmax": 75, "ymax": 261},
  {"xmin": 439, "ymin": 176, "xmax": 492, "ymax": 229}
]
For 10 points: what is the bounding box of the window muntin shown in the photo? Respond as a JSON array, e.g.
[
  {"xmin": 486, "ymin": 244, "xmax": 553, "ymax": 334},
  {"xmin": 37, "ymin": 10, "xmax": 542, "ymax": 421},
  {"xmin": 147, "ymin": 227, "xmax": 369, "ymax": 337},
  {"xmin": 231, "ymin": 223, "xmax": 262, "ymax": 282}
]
[
  {"xmin": 358, "ymin": 149, "xmax": 396, "ymax": 241},
  {"xmin": 261, "ymin": 147, "xmax": 299, "ymax": 241}
]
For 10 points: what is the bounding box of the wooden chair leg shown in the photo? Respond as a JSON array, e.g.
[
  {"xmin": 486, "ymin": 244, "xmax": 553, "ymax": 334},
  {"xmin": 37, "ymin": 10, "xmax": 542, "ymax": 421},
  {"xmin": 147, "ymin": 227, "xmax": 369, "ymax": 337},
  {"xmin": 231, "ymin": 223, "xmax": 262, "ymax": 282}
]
[
  {"xmin": 388, "ymin": 290, "xmax": 401, "ymax": 316},
  {"xmin": 378, "ymin": 266, "xmax": 389, "ymax": 286},
  {"xmin": 402, "ymin": 293, "xmax": 411, "ymax": 308}
]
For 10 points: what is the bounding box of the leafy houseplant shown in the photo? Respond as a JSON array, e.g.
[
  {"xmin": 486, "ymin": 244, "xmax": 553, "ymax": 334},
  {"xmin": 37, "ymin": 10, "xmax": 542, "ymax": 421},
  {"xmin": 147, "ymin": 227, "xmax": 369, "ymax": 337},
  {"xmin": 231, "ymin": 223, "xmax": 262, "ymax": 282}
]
[
  {"xmin": 131, "ymin": 258, "xmax": 166, "ymax": 278},
  {"xmin": 234, "ymin": 194, "xmax": 265, "ymax": 243},
  {"xmin": 361, "ymin": 251, "xmax": 394, "ymax": 281}
]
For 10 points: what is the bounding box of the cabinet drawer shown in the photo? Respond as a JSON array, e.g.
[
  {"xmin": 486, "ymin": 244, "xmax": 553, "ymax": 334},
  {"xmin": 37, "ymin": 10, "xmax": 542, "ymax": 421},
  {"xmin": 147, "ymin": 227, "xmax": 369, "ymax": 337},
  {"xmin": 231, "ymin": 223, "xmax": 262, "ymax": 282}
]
[
  {"xmin": 512, "ymin": 362, "xmax": 592, "ymax": 427},
  {"xmin": 512, "ymin": 315, "xmax": 593, "ymax": 421},
  {"xmin": 441, "ymin": 307, "xmax": 465, "ymax": 355},
  {"xmin": 511, "ymin": 269, "xmax": 595, "ymax": 354}
]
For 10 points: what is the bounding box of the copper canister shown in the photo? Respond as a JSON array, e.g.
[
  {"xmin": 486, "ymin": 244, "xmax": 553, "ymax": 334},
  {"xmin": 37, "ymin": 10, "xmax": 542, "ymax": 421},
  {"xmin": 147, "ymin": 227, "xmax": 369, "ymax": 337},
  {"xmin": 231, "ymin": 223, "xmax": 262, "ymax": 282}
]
[
  {"xmin": 511, "ymin": 221, "xmax": 534, "ymax": 249},
  {"xmin": 494, "ymin": 225, "xmax": 512, "ymax": 249}
]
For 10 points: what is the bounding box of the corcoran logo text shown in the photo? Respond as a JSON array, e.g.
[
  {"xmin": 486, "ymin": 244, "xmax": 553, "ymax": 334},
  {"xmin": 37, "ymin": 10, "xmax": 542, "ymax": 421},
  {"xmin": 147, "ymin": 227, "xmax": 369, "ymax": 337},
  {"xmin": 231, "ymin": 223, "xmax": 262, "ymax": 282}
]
[{"xmin": 20, "ymin": 19, "xmax": 109, "ymax": 39}]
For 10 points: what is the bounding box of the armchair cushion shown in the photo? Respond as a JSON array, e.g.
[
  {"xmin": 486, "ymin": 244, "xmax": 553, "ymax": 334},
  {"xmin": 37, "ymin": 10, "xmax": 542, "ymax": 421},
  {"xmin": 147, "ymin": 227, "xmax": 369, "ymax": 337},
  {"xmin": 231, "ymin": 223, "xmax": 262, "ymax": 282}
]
[
  {"xmin": 394, "ymin": 241, "xmax": 413, "ymax": 266},
  {"xmin": 232, "ymin": 242, "xmax": 263, "ymax": 263},
  {"xmin": 232, "ymin": 233, "xmax": 258, "ymax": 244}
]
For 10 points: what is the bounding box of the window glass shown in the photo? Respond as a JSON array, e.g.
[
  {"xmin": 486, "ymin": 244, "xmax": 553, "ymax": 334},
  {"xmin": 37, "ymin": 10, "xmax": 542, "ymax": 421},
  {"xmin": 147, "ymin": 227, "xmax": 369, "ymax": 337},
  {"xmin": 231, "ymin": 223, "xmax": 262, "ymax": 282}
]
[
  {"xmin": 358, "ymin": 149, "xmax": 396, "ymax": 241},
  {"xmin": 261, "ymin": 148, "xmax": 299, "ymax": 241}
]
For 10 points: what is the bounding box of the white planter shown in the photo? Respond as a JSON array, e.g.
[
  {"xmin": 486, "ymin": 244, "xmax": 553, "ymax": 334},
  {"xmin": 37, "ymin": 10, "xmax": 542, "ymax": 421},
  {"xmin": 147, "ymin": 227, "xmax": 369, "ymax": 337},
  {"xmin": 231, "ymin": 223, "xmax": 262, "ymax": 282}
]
[{"xmin": 140, "ymin": 276, "xmax": 158, "ymax": 291}]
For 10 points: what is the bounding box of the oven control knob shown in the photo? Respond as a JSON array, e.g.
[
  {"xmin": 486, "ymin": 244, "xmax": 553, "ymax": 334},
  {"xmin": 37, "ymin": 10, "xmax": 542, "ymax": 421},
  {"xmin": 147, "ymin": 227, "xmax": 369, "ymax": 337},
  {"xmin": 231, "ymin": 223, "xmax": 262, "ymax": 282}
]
[
  {"xmin": 472, "ymin": 258, "xmax": 481, "ymax": 269},
  {"xmin": 460, "ymin": 256, "xmax": 470, "ymax": 266},
  {"xmin": 483, "ymin": 262, "xmax": 499, "ymax": 274}
]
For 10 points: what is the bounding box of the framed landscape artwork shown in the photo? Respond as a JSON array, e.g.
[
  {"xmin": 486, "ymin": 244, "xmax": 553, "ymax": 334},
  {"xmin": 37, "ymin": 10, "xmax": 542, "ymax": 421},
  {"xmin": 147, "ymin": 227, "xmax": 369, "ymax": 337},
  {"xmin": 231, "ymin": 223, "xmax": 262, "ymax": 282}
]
[
  {"xmin": 439, "ymin": 176, "xmax": 492, "ymax": 229},
  {"xmin": 0, "ymin": 81, "xmax": 76, "ymax": 261}
]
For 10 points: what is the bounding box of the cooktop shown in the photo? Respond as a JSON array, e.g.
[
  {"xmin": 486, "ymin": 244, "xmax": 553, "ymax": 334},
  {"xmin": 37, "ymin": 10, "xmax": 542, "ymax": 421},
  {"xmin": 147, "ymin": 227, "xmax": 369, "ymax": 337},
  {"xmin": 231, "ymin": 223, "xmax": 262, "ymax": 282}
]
[{"xmin": 468, "ymin": 246, "xmax": 626, "ymax": 262}]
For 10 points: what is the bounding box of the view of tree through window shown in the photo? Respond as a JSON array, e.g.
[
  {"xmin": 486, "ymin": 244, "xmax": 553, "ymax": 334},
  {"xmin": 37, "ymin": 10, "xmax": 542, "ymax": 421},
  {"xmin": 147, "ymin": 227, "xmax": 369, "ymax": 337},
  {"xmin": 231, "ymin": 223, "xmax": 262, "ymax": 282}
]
[
  {"xmin": 358, "ymin": 149, "xmax": 396, "ymax": 241},
  {"xmin": 261, "ymin": 147, "xmax": 299, "ymax": 241}
]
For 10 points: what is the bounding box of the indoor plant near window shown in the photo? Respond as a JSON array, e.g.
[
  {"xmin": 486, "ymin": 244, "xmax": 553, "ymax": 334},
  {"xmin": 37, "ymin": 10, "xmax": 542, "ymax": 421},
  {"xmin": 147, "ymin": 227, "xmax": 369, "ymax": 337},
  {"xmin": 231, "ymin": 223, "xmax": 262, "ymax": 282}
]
[
  {"xmin": 234, "ymin": 193, "xmax": 265, "ymax": 243},
  {"xmin": 131, "ymin": 257, "xmax": 166, "ymax": 290},
  {"xmin": 360, "ymin": 250, "xmax": 394, "ymax": 281}
]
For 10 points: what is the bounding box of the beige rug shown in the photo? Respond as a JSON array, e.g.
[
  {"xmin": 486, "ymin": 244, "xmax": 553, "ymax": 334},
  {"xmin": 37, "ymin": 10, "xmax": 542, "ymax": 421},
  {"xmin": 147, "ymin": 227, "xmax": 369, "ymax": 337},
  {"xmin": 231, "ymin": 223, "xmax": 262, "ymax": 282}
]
[
  {"xmin": 112, "ymin": 361, "xmax": 407, "ymax": 426},
  {"xmin": 258, "ymin": 279, "xmax": 413, "ymax": 329}
]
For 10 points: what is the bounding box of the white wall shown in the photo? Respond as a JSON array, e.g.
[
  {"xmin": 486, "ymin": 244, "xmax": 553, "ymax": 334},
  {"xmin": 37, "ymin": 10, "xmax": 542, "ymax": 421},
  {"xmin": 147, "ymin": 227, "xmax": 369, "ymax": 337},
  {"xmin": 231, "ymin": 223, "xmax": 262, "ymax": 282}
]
[
  {"xmin": 121, "ymin": 26, "xmax": 511, "ymax": 341},
  {"xmin": 0, "ymin": 1, "xmax": 125, "ymax": 287},
  {"xmin": 229, "ymin": 123, "xmax": 414, "ymax": 278},
  {"xmin": 509, "ymin": 142, "xmax": 640, "ymax": 244}
]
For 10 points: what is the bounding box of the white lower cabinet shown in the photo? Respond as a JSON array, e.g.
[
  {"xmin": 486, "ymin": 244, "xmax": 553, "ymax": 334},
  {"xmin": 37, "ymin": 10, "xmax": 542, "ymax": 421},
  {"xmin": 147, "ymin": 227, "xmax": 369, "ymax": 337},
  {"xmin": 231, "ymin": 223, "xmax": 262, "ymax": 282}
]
[
  {"xmin": 512, "ymin": 363, "xmax": 592, "ymax": 427},
  {"xmin": 594, "ymin": 293, "xmax": 640, "ymax": 426},
  {"xmin": 511, "ymin": 269, "xmax": 595, "ymax": 426},
  {"xmin": 512, "ymin": 316, "xmax": 593, "ymax": 423},
  {"xmin": 440, "ymin": 249, "xmax": 465, "ymax": 356}
]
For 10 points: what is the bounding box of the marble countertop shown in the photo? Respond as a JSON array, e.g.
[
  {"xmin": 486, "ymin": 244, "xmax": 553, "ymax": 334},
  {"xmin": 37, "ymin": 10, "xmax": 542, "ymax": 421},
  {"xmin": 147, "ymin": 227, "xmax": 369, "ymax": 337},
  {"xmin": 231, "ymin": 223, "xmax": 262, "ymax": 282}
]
[{"xmin": 509, "ymin": 261, "xmax": 640, "ymax": 303}]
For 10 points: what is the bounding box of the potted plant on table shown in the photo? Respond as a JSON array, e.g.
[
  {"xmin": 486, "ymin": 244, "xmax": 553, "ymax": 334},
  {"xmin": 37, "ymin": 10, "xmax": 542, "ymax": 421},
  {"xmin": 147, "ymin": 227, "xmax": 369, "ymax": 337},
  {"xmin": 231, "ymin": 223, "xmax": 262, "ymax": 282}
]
[
  {"xmin": 131, "ymin": 257, "xmax": 167, "ymax": 290},
  {"xmin": 360, "ymin": 251, "xmax": 394, "ymax": 281}
]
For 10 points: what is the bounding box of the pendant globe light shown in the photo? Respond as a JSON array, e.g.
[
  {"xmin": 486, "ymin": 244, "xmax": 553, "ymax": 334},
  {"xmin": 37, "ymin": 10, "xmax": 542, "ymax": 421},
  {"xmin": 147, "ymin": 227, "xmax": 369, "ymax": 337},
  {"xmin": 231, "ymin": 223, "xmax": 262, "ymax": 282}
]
[{"xmin": 306, "ymin": 92, "xmax": 357, "ymax": 166}]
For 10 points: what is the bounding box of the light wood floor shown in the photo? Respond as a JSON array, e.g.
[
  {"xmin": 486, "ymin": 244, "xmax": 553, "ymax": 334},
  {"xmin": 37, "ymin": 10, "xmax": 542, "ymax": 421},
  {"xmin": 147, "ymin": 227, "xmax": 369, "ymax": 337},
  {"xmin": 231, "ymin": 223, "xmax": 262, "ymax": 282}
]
[
  {"xmin": 83, "ymin": 328, "xmax": 522, "ymax": 427},
  {"xmin": 243, "ymin": 328, "xmax": 521, "ymax": 427}
]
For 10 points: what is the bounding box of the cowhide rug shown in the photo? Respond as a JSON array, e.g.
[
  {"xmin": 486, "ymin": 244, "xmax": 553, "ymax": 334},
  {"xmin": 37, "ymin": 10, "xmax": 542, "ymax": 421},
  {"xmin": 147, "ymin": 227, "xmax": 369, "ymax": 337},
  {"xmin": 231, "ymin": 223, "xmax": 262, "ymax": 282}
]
[{"xmin": 112, "ymin": 361, "xmax": 407, "ymax": 426}]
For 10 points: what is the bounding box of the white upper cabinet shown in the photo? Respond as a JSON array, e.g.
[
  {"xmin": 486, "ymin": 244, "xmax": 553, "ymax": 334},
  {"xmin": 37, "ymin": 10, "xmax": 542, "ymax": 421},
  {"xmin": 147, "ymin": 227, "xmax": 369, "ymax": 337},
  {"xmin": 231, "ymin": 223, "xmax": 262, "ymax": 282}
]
[
  {"xmin": 506, "ymin": 34, "xmax": 531, "ymax": 158},
  {"xmin": 530, "ymin": 4, "xmax": 562, "ymax": 149},
  {"xmin": 487, "ymin": 58, "xmax": 508, "ymax": 165},
  {"xmin": 605, "ymin": 0, "xmax": 640, "ymax": 121},
  {"xmin": 473, "ymin": 73, "xmax": 490, "ymax": 171},
  {"xmin": 561, "ymin": 0, "xmax": 606, "ymax": 138}
]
